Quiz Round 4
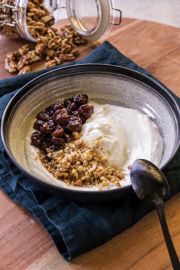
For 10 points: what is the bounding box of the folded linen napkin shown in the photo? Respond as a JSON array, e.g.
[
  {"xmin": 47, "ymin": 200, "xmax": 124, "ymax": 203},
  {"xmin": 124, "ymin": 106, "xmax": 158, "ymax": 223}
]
[{"xmin": 0, "ymin": 41, "xmax": 179, "ymax": 260}]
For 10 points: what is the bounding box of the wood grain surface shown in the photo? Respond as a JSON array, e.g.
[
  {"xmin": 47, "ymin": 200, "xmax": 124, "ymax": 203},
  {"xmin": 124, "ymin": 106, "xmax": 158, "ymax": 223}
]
[{"xmin": 0, "ymin": 18, "xmax": 180, "ymax": 270}]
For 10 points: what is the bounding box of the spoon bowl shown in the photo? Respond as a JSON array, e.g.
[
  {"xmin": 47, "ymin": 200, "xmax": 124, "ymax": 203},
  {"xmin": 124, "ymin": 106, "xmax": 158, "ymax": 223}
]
[{"xmin": 130, "ymin": 159, "xmax": 170, "ymax": 204}]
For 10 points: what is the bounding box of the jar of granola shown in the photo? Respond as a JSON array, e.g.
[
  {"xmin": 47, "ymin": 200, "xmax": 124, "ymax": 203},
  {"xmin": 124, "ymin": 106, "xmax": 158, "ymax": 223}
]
[{"xmin": 0, "ymin": 0, "xmax": 122, "ymax": 42}]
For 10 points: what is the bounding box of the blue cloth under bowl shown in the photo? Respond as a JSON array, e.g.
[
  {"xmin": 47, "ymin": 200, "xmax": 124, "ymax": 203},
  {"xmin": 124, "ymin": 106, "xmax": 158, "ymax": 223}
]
[{"xmin": 0, "ymin": 41, "xmax": 179, "ymax": 260}]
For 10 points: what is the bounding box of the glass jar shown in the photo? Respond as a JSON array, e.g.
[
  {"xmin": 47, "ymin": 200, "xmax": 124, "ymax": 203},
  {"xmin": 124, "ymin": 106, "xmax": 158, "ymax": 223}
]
[{"xmin": 0, "ymin": 0, "xmax": 122, "ymax": 42}]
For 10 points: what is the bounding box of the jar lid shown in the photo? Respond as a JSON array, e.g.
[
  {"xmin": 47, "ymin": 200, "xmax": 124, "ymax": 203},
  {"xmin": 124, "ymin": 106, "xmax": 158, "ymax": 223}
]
[{"xmin": 66, "ymin": 0, "xmax": 122, "ymax": 40}]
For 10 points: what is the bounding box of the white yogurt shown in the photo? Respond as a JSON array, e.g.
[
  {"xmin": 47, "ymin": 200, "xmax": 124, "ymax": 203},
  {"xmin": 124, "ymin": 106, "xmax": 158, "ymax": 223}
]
[
  {"xmin": 81, "ymin": 102, "xmax": 163, "ymax": 186},
  {"xmin": 25, "ymin": 102, "xmax": 163, "ymax": 189}
]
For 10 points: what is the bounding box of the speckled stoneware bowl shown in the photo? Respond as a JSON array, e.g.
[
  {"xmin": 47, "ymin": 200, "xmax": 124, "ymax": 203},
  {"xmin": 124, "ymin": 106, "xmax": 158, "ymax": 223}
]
[{"xmin": 1, "ymin": 64, "xmax": 180, "ymax": 201}]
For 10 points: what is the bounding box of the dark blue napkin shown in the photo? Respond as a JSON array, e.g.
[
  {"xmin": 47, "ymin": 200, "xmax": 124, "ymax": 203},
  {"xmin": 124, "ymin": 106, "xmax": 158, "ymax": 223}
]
[{"xmin": 0, "ymin": 41, "xmax": 179, "ymax": 260}]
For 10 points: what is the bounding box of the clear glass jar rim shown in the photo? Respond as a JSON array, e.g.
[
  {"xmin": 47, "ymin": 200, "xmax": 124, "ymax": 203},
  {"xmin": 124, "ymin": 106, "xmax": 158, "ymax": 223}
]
[{"xmin": 66, "ymin": 0, "xmax": 113, "ymax": 40}]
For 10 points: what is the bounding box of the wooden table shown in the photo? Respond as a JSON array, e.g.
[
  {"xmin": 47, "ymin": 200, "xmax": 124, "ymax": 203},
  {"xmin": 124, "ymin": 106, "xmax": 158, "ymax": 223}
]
[{"xmin": 0, "ymin": 18, "xmax": 180, "ymax": 270}]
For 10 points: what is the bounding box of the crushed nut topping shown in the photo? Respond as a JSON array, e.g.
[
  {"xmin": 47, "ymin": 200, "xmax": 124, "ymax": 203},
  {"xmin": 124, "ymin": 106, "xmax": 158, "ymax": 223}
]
[{"xmin": 38, "ymin": 139, "xmax": 124, "ymax": 189}]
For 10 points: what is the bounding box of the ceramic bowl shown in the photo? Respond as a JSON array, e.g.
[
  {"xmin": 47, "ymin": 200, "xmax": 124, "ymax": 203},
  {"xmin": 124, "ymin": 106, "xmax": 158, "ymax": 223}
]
[{"xmin": 1, "ymin": 64, "xmax": 180, "ymax": 201}]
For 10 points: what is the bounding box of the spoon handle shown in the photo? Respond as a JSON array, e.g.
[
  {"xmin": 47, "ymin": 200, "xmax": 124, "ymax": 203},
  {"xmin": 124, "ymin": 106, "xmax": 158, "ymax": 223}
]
[{"xmin": 156, "ymin": 204, "xmax": 180, "ymax": 270}]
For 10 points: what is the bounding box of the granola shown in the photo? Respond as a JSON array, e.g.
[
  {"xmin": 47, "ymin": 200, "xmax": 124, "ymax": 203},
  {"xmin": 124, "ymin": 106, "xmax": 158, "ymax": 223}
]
[{"xmin": 38, "ymin": 138, "xmax": 124, "ymax": 189}]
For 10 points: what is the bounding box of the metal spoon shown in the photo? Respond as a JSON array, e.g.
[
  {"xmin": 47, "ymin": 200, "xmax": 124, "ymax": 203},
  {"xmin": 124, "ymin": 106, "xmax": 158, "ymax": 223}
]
[{"xmin": 130, "ymin": 159, "xmax": 180, "ymax": 270}]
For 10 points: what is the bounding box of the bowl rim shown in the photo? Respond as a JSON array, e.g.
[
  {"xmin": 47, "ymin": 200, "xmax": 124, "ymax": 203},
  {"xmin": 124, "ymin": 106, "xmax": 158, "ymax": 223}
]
[{"xmin": 1, "ymin": 63, "xmax": 180, "ymax": 200}]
